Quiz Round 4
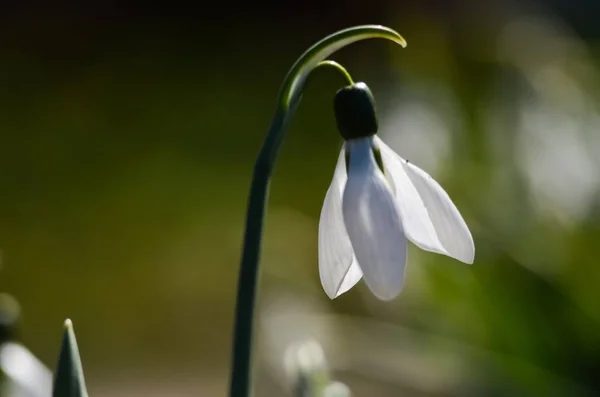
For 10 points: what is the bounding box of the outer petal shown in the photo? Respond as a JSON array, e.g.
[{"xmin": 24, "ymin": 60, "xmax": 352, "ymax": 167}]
[
  {"xmin": 336, "ymin": 259, "xmax": 362, "ymax": 296},
  {"xmin": 404, "ymin": 160, "xmax": 475, "ymax": 264},
  {"xmin": 376, "ymin": 136, "xmax": 474, "ymax": 264},
  {"xmin": 318, "ymin": 147, "xmax": 363, "ymax": 299},
  {"xmin": 343, "ymin": 137, "xmax": 407, "ymax": 301}
]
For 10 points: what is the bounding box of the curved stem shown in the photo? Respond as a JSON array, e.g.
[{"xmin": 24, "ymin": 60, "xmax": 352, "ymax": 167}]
[
  {"xmin": 228, "ymin": 25, "xmax": 406, "ymax": 397},
  {"xmin": 315, "ymin": 60, "xmax": 354, "ymax": 85}
]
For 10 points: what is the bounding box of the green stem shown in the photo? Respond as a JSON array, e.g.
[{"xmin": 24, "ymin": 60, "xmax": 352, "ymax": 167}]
[
  {"xmin": 228, "ymin": 25, "xmax": 406, "ymax": 397},
  {"xmin": 315, "ymin": 60, "xmax": 355, "ymax": 86}
]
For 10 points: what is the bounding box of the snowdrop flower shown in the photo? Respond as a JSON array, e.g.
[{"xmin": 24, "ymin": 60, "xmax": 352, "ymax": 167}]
[{"xmin": 319, "ymin": 82, "xmax": 474, "ymax": 301}]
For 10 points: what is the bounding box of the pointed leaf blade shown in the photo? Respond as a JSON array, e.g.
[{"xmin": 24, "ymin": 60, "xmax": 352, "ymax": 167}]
[{"xmin": 52, "ymin": 319, "xmax": 88, "ymax": 397}]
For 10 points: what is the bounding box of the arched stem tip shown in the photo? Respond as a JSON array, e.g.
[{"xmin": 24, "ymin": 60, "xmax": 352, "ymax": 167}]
[
  {"xmin": 281, "ymin": 25, "xmax": 407, "ymax": 108},
  {"xmin": 315, "ymin": 60, "xmax": 355, "ymax": 86}
]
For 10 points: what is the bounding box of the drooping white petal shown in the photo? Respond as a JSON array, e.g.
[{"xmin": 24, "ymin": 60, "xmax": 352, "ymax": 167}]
[
  {"xmin": 342, "ymin": 137, "xmax": 407, "ymax": 301},
  {"xmin": 318, "ymin": 147, "xmax": 363, "ymax": 299},
  {"xmin": 376, "ymin": 136, "xmax": 474, "ymax": 264},
  {"xmin": 376, "ymin": 137, "xmax": 446, "ymax": 254},
  {"xmin": 336, "ymin": 259, "xmax": 362, "ymax": 296},
  {"xmin": 403, "ymin": 160, "xmax": 475, "ymax": 264}
]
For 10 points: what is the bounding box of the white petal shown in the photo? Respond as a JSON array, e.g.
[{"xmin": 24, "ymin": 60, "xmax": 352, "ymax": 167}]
[
  {"xmin": 376, "ymin": 136, "xmax": 474, "ymax": 264},
  {"xmin": 404, "ymin": 160, "xmax": 475, "ymax": 264},
  {"xmin": 342, "ymin": 137, "xmax": 407, "ymax": 301},
  {"xmin": 336, "ymin": 259, "xmax": 362, "ymax": 296},
  {"xmin": 318, "ymin": 147, "xmax": 363, "ymax": 299},
  {"xmin": 0, "ymin": 342, "xmax": 53, "ymax": 397},
  {"xmin": 376, "ymin": 137, "xmax": 446, "ymax": 254}
]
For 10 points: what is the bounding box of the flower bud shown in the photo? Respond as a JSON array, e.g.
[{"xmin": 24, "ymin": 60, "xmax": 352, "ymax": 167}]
[{"xmin": 334, "ymin": 82, "xmax": 378, "ymax": 140}]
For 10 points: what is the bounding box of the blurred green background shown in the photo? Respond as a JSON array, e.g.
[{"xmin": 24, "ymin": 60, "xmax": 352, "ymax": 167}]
[{"xmin": 2, "ymin": 0, "xmax": 600, "ymax": 396}]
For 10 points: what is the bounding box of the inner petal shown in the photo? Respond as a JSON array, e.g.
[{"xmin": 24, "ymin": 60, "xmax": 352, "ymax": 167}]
[{"xmin": 342, "ymin": 137, "xmax": 408, "ymax": 301}]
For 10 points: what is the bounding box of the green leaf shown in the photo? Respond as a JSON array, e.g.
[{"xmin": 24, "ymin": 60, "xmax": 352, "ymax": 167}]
[{"xmin": 52, "ymin": 319, "xmax": 89, "ymax": 397}]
